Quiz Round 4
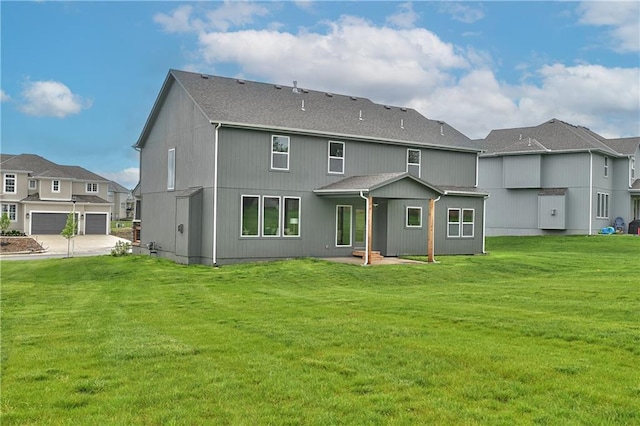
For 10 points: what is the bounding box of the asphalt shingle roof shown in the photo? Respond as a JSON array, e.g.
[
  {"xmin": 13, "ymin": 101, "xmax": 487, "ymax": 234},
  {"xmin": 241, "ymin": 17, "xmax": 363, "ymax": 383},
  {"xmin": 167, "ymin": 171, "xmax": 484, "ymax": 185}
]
[
  {"xmin": 137, "ymin": 70, "xmax": 478, "ymax": 152},
  {"xmin": 602, "ymin": 137, "xmax": 640, "ymax": 156},
  {"xmin": 478, "ymin": 119, "xmax": 625, "ymax": 157},
  {"xmin": 0, "ymin": 154, "xmax": 109, "ymax": 182}
]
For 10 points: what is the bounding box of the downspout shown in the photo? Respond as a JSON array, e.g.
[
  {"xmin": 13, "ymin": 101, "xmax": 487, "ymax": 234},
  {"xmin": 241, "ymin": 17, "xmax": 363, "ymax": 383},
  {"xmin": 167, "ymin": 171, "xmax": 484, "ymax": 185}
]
[
  {"xmin": 588, "ymin": 150, "xmax": 593, "ymax": 235},
  {"xmin": 482, "ymin": 194, "xmax": 488, "ymax": 254},
  {"xmin": 359, "ymin": 191, "xmax": 369, "ymax": 266},
  {"xmin": 212, "ymin": 122, "xmax": 221, "ymax": 265},
  {"xmin": 429, "ymin": 196, "xmax": 441, "ymax": 263}
]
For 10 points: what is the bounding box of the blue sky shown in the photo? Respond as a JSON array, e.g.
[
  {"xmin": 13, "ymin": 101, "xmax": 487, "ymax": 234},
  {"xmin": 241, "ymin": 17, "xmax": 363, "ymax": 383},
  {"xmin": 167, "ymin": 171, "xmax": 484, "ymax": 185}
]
[{"xmin": 2, "ymin": 1, "xmax": 639, "ymax": 189}]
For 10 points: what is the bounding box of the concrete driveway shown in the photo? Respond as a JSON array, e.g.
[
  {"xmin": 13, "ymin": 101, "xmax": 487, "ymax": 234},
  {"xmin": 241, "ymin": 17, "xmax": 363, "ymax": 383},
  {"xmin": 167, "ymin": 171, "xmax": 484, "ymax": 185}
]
[{"xmin": 2, "ymin": 235, "xmax": 131, "ymax": 260}]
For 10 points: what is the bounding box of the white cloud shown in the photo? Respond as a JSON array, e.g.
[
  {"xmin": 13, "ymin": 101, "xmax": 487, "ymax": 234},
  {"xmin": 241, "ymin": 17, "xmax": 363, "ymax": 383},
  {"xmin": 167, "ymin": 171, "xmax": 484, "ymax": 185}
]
[
  {"xmin": 19, "ymin": 80, "xmax": 91, "ymax": 118},
  {"xmin": 100, "ymin": 167, "xmax": 139, "ymax": 190},
  {"xmin": 578, "ymin": 1, "xmax": 640, "ymax": 52},
  {"xmin": 156, "ymin": 5, "xmax": 639, "ymax": 139},
  {"xmin": 439, "ymin": 2, "xmax": 485, "ymax": 24},
  {"xmin": 386, "ymin": 2, "xmax": 419, "ymax": 29},
  {"xmin": 154, "ymin": 1, "xmax": 269, "ymax": 33},
  {"xmin": 153, "ymin": 4, "xmax": 195, "ymax": 33},
  {"xmin": 196, "ymin": 15, "xmax": 468, "ymax": 104},
  {"xmin": 0, "ymin": 90, "xmax": 10, "ymax": 102}
]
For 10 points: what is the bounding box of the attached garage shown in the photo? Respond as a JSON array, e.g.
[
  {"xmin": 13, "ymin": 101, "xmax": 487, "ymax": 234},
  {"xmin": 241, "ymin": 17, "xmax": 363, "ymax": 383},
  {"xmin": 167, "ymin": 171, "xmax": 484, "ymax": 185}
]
[
  {"xmin": 31, "ymin": 213, "xmax": 68, "ymax": 235},
  {"xmin": 85, "ymin": 213, "xmax": 108, "ymax": 234}
]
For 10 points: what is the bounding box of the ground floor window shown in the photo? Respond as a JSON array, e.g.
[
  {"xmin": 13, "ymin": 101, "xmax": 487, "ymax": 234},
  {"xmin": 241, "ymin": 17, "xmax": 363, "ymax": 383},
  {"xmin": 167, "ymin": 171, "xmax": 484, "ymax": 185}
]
[
  {"xmin": 241, "ymin": 195, "xmax": 260, "ymax": 236},
  {"xmin": 406, "ymin": 206, "xmax": 422, "ymax": 228},
  {"xmin": 336, "ymin": 205, "xmax": 352, "ymax": 246},
  {"xmin": 448, "ymin": 208, "xmax": 474, "ymax": 238},
  {"xmin": 283, "ymin": 197, "xmax": 300, "ymax": 237},
  {"xmin": 596, "ymin": 192, "xmax": 609, "ymax": 219},
  {"xmin": 1, "ymin": 204, "xmax": 17, "ymax": 221},
  {"xmin": 634, "ymin": 198, "xmax": 640, "ymax": 220},
  {"xmin": 242, "ymin": 195, "xmax": 301, "ymax": 238}
]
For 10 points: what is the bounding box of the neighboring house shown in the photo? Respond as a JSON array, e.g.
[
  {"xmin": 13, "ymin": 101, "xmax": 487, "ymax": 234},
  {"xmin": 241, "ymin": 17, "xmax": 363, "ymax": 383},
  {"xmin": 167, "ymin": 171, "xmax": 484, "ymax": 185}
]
[
  {"xmin": 133, "ymin": 69, "xmax": 487, "ymax": 265},
  {"xmin": 108, "ymin": 181, "xmax": 134, "ymax": 220},
  {"xmin": 0, "ymin": 153, "xmax": 112, "ymax": 235},
  {"xmin": 477, "ymin": 119, "xmax": 640, "ymax": 236}
]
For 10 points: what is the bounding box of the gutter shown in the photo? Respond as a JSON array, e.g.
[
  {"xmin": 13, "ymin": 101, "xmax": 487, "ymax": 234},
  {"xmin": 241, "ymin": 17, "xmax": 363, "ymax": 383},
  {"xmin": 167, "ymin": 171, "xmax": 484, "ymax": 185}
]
[
  {"xmin": 208, "ymin": 120, "xmax": 481, "ymax": 154},
  {"xmin": 212, "ymin": 122, "xmax": 221, "ymax": 265}
]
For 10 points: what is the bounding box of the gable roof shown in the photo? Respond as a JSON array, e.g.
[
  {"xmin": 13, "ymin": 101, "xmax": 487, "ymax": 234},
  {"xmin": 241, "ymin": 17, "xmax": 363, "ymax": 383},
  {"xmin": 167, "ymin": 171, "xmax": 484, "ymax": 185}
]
[
  {"xmin": 0, "ymin": 153, "xmax": 109, "ymax": 182},
  {"xmin": 478, "ymin": 119, "xmax": 626, "ymax": 157},
  {"xmin": 135, "ymin": 69, "xmax": 479, "ymax": 153},
  {"xmin": 314, "ymin": 172, "xmax": 443, "ymax": 197}
]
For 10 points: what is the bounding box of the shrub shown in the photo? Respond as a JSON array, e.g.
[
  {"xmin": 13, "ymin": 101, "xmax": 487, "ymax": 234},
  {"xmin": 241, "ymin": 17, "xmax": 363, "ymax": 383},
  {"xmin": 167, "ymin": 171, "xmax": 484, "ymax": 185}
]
[{"xmin": 111, "ymin": 240, "xmax": 132, "ymax": 257}]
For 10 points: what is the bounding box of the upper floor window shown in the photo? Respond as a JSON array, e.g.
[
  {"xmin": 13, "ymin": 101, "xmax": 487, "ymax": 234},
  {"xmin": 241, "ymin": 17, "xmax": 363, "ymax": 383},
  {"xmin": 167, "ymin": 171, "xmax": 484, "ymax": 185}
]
[
  {"xmin": 631, "ymin": 157, "xmax": 635, "ymax": 180},
  {"xmin": 86, "ymin": 183, "xmax": 98, "ymax": 193},
  {"xmin": 4, "ymin": 174, "xmax": 16, "ymax": 193},
  {"xmin": 167, "ymin": 148, "xmax": 176, "ymax": 191},
  {"xmin": 604, "ymin": 157, "xmax": 609, "ymax": 178},
  {"xmin": 28, "ymin": 179, "xmax": 37, "ymax": 190},
  {"xmin": 1, "ymin": 204, "xmax": 17, "ymax": 221},
  {"xmin": 406, "ymin": 206, "xmax": 422, "ymax": 228},
  {"xmin": 328, "ymin": 141, "xmax": 345, "ymax": 174},
  {"xmin": 52, "ymin": 180, "xmax": 60, "ymax": 193},
  {"xmin": 271, "ymin": 135, "xmax": 289, "ymax": 171},
  {"xmin": 407, "ymin": 149, "xmax": 421, "ymax": 177},
  {"xmin": 597, "ymin": 192, "xmax": 609, "ymax": 219}
]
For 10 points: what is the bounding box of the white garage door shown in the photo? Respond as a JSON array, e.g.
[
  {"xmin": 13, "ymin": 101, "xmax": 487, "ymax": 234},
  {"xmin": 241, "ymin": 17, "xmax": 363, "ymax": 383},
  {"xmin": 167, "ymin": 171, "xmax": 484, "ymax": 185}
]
[
  {"xmin": 32, "ymin": 213, "xmax": 68, "ymax": 235},
  {"xmin": 85, "ymin": 213, "xmax": 108, "ymax": 234}
]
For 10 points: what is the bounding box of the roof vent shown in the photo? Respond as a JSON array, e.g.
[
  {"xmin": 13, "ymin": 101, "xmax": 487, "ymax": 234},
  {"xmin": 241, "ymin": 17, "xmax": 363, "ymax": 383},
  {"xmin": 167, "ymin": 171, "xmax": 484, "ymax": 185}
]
[
  {"xmin": 301, "ymin": 100, "xmax": 306, "ymax": 111},
  {"xmin": 519, "ymin": 134, "xmax": 522, "ymax": 141},
  {"xmin": 400, "ymin": 107, "xmax": 407, "ymax": 112},
  {"xmin": 292, "ymin": 81, "xmax": 299, "ymax": 94},
  {"xmin": 384, "ymin": 105, "xmax": 391, "ymax": 110},
  {"xmin": 438, "ymin": 122, "xmax": 444, "ymax": 136},
  {"xmin": 350, "ymin": 96, "xmax": 357, "ymax": 101},
  {"xmin": 400, "ymin": 119, "xmax": 404, "ymax": 129},
  {"xmin": 237, "ymin": 79, "xmax": 245, "ymax": 84},
  {"xmin": 200, "ymin": 74, "xmax": 209, "ymax": 79},
  {"xmin": 359, "ymin": 110, "xmax": 363, "ymax": 121},
  {"xmin": 326, "ymin": 92, "xmax": 333, "ymax": 97},
  {"xmin": 302, "ymin": 89, "xmax": 309, "ymax": 93},
  {"xmin": 275, "ymin": 85, "xmax": 282, "ymax": 89}
]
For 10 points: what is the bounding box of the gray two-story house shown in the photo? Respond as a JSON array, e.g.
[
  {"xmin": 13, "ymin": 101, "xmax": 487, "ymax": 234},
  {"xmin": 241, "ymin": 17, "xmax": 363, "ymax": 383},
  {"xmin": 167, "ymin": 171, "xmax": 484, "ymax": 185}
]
[
  {"xmin": 477, "ymin": 119, "xmax": 639, "ymax": 236},
  {"xmin": 133, "ymin": 70, "xmax": 487, "ymax": 265},
  {"xmin": 1, "ymin": 153, "xmax": 112, "ymax": 235}
]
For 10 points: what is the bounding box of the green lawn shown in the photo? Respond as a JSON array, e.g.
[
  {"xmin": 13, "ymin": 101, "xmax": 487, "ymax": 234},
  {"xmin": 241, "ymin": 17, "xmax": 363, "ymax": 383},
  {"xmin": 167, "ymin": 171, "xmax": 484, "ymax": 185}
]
[{"xmin": 1, "ymin": 236, "xmax": 639, "ymax": 424}]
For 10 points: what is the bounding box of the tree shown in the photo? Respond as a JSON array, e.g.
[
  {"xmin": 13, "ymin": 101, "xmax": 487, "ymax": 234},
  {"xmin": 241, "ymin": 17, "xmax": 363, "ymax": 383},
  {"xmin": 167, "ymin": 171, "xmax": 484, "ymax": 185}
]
[
  {"xmin": 60, "ymin": 212, "xmax": 77, "ymax": 257},
  {"xmin": 0, "ymin": 212, "xmax": 10, "ymax": 246}
]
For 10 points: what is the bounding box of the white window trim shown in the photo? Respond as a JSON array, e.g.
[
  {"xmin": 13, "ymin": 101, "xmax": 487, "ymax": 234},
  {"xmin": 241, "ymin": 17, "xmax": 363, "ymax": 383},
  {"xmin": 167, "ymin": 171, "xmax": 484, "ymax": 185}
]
[
  {"xmin": 604, "ymin": 157, "xmax": 609, "ymax": 178},
  {"xmin": 271, "ymin": 135, "xmax": 290, "ymax": 171},
  {"xmin": 406, "ymin": 206, "xmax": 422, "ymax": 228},
  {"xmin": 596, "ymin": 192, "xmax": 609, "ymax": 219},
  {"xmin": 335, "ymin": 204, "xmax": 352, "ymax": 247},
  {"xmin": 328, "ymin": 141, "xmax": 345, "ymax": 174},
  {"xmin": 631, "ymin": 157, "xmax": 635, "ymax": 181},
  {"xmin": 447, "ymin": 208, "xmax": 461, "ymax": 238},
  {"xmin": 462, "ymin": 208, "xmax": 475, "ymax": 238},
  {"xmin": 167, "ymin": 148, "xmax": 176, "ymax": 191},
  {"xmin": 52, "ymin": 180, "xmax": 60, "ymax": 193},
  {"xmin": 1, "ymin": 204, "xmax": 17, "ymax": 221},
  {"xmin": 28, "ymin": 179, "xmax": 37, "ymax": 190},
  {"xmin": 241, "ymin": 195, "xmax": 261, "ymax": 238},
  {"xmin": 262, "ymin": 196, "xmax": 281, "ymax": 237},
  {"xmin": 86, "ymin": 182, "xmax": 98, "ymax": 193},
  {"xmin": 406, "ymin": 149, "xmax": 421, "ymax": 176},
  {"xmin": 283, "ymin": 196, "xmax": 301, "ymax": 238},
  {"xmin": 4, "ymin": 173, "xmax": 16, "ymax": 194}
]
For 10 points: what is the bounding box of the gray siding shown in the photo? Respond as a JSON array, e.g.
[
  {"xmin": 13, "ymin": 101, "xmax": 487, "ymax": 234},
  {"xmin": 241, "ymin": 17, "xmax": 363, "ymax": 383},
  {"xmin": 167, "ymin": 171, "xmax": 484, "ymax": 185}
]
[
  {"xmin": 504, "ymin": 155, "xmax": 541, "ymax": 188},
  {"xmin": 538, "ymin": 195, "xmax": 566, "ymax": 230},
  {"xmin": 137, "ymin": 86, "xmax": 485, "ymax": 264}
]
